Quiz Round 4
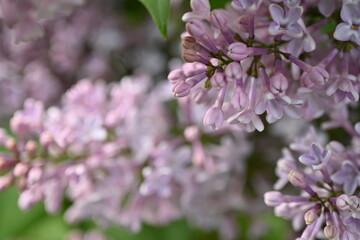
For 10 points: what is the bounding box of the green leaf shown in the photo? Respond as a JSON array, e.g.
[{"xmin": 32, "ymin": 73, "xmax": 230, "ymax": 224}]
[
  {"xmin": 138, "ymin": 0, "xmax": 170, "ymax": 38},
  {"xmin": 209, "ymin": 0, "xmax": 232, "ymax": 9}
]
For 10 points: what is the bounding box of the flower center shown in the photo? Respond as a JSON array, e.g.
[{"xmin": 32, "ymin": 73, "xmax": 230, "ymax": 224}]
[
  {"xmin": 279, "ymin": 25, "xmax": 287, "ymax": 30},
  {"xmin": 351, "ymin": 24, "xmax": 359, "ymax": 30}
]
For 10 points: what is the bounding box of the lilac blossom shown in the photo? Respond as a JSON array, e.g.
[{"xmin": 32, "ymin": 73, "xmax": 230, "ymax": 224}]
[
  {"xmin": 268, "ymin": 4, "xmax": 303, "ymax": 39},
  {"xmin": 169, "ymin": 0, "xmax": 360, "ymax": 133},
  {"xmin": 0, "ymin": 76, "xmax": 251, "ymax": 239},
  {"xmin": 265, "ymin": 124, "xmax": 360, "ymax": 239},
  {"xmin": 299, "ymin": 143, "xmax": 331, "ymax": 170},
  {"xmin": 334, "ymin": 2, "xmax": 360, "ymax": 44}
]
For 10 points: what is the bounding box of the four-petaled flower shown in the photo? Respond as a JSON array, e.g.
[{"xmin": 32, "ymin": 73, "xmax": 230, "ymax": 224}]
[
  {"xmin": 269, "ymin": 4, "xmax": 303, "ymax": 38},
  {"xmin": 299, "ymin": 142, "xmax": 331, "ymax": 170},
  {"xmin": 334, "ymin": 2, "xmax": 360, "ymax": 44}
]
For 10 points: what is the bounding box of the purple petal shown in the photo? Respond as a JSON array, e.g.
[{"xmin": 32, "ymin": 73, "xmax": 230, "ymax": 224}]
[
  {"xmin": 269, "ymin": 4, "xmax": 285, "ymax": 23},
  {"xmin": 286, "ymin": 23, "xmax": 303, "ymax": 38},
  {"xmin": 268, "ymin": 99, "xmax": 283, "ymax": 119},
  {"xmin": 251, "ymin": 114, "xmax": 264, "ymax": 132},
  {"xmin": 309, "ymin": 143, "xmax": 322, "ymax": 161},
  {"xmin": 255, "ymin": 100, "xmax": 267, "ymax": 115},
  {"xmin": 334, "ymin": 23, "xmax": 353, "ymax": 41},
  {"xmin": 237, "ymin": 110, "xmax": 253, "ymax": 124},
  {"xmin": 319, "ymin": 0, "xmax": 335, "ymax": 17},
  {"xmin": 303, "ymin": 32, "xmax": 316, "ymax": 52},
  {"xmin": 341, "ymin": 3, "xmax": 359, "ymax": 24},
  {"xmin": 344, "ymin": 178, "xmax": 358, "ymax": 195},
  {"xmin": 332, "ymin": 170, "xmax": 353, "ymax": 184},
  {"xmin": 299, "ymin": 153, "xmax": 316, "ymax": 166},
  {"xmin": 285, "ymin": 7, "xmax": 302, "ymax": 24},
  {"xmin": 284, "ymin": 105, "xmax": 302, "ymax": 119}
]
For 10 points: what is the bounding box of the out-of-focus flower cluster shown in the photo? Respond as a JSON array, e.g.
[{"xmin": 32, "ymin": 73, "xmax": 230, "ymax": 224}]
[
  {"xmin": 0, "ymin": 0, "xmax": 85, "ymax": 43},
  {"xmin": 169, "ymin": 0, "xmax": 360, "ymax": 132},
  {"xmin": 0, "ymin": 76, "xmax": 250, "ymax": 239},
  {"xmin": 265, "ymin": 120, "xmax": 360, "ymax": 239},
  {"xmin": 0, "ymin": 0, "xmax": 167, "ymax": 117}
]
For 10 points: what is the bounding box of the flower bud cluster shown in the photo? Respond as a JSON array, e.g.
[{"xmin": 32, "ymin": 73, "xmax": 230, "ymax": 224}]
[
  {"xmin": 169, "ymin": 0, "xmax": 360, "ymax": 132},
  {"xmin": 265, "ymin": 123, "xmax": 360, "ymax": 239}
]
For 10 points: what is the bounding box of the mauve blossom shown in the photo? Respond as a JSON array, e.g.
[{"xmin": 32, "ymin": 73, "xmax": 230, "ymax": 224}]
[
  {"xmin": 334, "ymin": 2, "xmax": 360, "ymax": 44},
  {"xmin": 168, "ymin": 0, "xmax": 357, "ymax": 134},
  {"xmin": 203, "ymin": 106, "xmax": 224, "ymax": 129},
  {"xmin": 268, "ymin": 4, "xmax": 303, "ymax": 38},
  {"xmin": 299, "ymin": 143, "xmax": 331, "ymax": 170}
]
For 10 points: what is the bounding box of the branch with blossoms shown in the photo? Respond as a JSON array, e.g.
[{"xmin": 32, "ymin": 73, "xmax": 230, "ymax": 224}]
[
  {"xmin": 168, "ymin": 0, "xmax": 360, "ymax": 133},
  {"xmin": 0, "ymin": 0, "xmax": 360, "ymax": 239},
  {"xmin": 168, "ymin": 0, "xmax": 360, "ymax": 239},
  {"xmin": 0, "ymin": 76, "xmax": 253, "ymax": 239}
]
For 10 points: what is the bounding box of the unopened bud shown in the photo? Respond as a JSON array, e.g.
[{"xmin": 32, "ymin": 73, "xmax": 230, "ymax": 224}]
[
  {"xmin": 172, "ymin": 81, "xmax": 191, "ymax": 98},
  {"xmin": 270, "ymin": 73, "xmax": 289, "ymax": 96},
  {"xmin": 40, "ymin": 132, "xmax": 53, "ymax": 147},
  {"xmin": 25, "ymin": 140, "xmax": 37, "ymax": 157},
  {"xmin": 231, "ymin": 89, "xmax": 248, "ymax": 110},
  {"xmin": 210, "ymin": 9, "xmax": 228, "ymax": 29},
  {"xmin": 225, "ymin": 62, "xmax": 243, "ymax": 81},
  {"xmin": 186, "ymin": 20, "xmax": 206, "ymax": 38},
  {"xmin": 182, "ymin": 36, "xmax": 197, "ymax": 49},
  {"xmin": 227, "ymin": 42, "xmax": 249, "ymax": 61},
  {"xmin": 305, "ymin": 66, "xmax": 329, "ymax": 85},
  {"xmin": 14, "ymin": 163, "xmax": 29, "ymax": 177},
  {"xmin": 5, "ymin": 138, "xmax": 17, "ymax": 152},
  {"xmin": 203, "ymin": 106, "xmax": 224, "ymax": 130},
  {"xmin": 288, "ymin": 170, "xmax": 307, "ymax": 188},
  {"xmin": 336, "ymin": 194, "xmax": 350, "ymax": 210},
  {"xmin": 182, "ymin": 49, "xmax": 199, "ymax": 63},
  {"xmin": 304, "ymin": 208, "xmax": 318, "ymax": 225},
  {"xmin": 211, "ymin": 71, "xmax": 227, "ymax": 88},
  {"xmin": 324, "ymin": 224, "xmax": 337, "ymax": 239},
  {"xmin": 184, "ymin": 126, "xmax": 200, "ymax": 142},
  {"xmin": 168, "ymin": 69, "xmax": 186, "ymax": 84},
  {"xmin": 264, "ymin": 191, "xmax": 283, "ymax": 207}
]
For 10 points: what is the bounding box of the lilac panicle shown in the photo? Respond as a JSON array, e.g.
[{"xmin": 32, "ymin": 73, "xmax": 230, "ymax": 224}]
[
  {"xmin": 265, "ymin": 125, "xmax": 360, "ymax": 239},
  {"xmin": 169, "ymin": 0, "xmax": 360, "ymax": 133},
  {"xmin": 0, "ymin": 76, "xmax": 251, "ymax": 240}
]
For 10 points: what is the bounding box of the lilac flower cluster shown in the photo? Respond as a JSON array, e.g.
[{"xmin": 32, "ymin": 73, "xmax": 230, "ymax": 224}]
[
  {"xmin": 0, "ymin": 0, "xmax": 85, "ymax": 43},
  {"xmin": 265, "ymin": 123, "xmax": 360, "ymax": 239},
  {"xmin": 0, "ymin": 0, "xmax": 168, "ymax": 118},
  {"xmin": 0, "ymin": 76, "xmax": 250, "ymax": 239},
  {"xmin": 168, "ymin": 0, "xmax": 360, "ymax": 132}
]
